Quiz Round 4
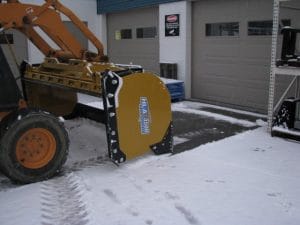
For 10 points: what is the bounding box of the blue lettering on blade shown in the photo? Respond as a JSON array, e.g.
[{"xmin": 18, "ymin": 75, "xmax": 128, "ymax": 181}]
[{"xmin": 139, "ymin": 97, "xmax": 151, "ymax": 135}]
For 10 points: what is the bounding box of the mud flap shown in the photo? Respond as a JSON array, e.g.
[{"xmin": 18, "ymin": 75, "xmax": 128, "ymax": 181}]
[{"xmin": 102, "ymin": 71, "xmax": 173, "ymax": 163}]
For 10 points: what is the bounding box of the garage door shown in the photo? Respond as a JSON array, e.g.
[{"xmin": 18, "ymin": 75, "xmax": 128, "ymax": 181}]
[
  {"xmin": 107, "ymin": 7, "xmax": 159, "ymax": 73},
  {"xmin": 192, "ymin": 0, "xmax": 296, "ymax": 113}
]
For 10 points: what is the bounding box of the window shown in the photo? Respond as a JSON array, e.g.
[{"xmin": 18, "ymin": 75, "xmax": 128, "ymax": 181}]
[
  {"xmin": 248, "ymin": 19, "xmax": 291, "ymax": 36},
  {"xmin": 115, "ymin": 29, "xmax": 132, "ymax": 40},
  {"xmin": 248, "ymin": 21, "xmax": 272, "ymax": 35},
  {"xmin": 121, "ymin": 29, "xmax": 132, "ymax": 39},
  {"xmin": 136, "ymin": 27, "xmax": 157, "ymax": 38},
  {"xmin": 0, "ymin": 33, "xmax": 14, "ymax": 44},
  {"xmin": 206, "ymin": 22, "xmax": 239, "ymax": 36}
]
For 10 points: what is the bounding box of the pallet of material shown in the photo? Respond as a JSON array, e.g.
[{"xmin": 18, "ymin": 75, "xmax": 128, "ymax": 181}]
[{"xmin": 160, "ymin": 78, "xmax": 185, "ymax": 102}]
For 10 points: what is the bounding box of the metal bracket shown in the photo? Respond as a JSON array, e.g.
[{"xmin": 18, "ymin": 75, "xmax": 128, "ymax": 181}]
[
  {"xmin": 101, "ymin": 70, "xmax": 126, "ymax": 164},
  {"xmin": 150, "ymin": 122, "xmax": 173, "ymax": 155}
]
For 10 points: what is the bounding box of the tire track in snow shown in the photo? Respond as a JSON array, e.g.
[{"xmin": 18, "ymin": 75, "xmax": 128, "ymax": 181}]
[
  {"xmin": 40, "ymin": 173, "xmax": 90, "ymax": 225},
  {"xmin": 0, "ymin": 156, "xmax": 109, "ymax": 192},
  {"xmin": 63, "ymin": 156, "xmax": 109, "ymax": 173}
]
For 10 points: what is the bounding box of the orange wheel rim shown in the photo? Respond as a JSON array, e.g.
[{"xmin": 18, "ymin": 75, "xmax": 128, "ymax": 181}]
[{"xmin": 16, "ymin": 128, "xmax": 56, "ymax": 169}]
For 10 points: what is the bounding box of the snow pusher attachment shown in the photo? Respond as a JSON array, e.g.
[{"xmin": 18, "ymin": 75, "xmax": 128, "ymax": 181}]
[
  {"xmin": 102, "ymin": 71, "xmax": 173, "ymax": 163},
  {"xmin": 22, "ymin": 60, "xmax": 173, "ymax": 163}
]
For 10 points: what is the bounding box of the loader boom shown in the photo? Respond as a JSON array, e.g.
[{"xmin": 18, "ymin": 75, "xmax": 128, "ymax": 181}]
[{"xmin": 0, "ymin": 0, "xmax": 104, "ymax": 61}]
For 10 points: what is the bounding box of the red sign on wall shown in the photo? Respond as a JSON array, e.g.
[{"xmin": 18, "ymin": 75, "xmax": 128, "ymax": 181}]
[{"xmin": 165, "ymin": 14, "xmax": 180, "ymax": 37}]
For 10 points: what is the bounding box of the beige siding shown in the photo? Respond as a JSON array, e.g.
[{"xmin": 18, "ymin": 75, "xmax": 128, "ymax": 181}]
[
  {"xmin": 107, "ymin": 7, "xmax": 159, "ymax": 73},
  {"xmin": 192, "ymin": 0, "xmax": 300, "ymax": 113}
]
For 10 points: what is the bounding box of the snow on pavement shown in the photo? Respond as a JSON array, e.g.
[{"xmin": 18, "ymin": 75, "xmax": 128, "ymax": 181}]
[
  {"xmin": 78, "ymin": 127, "xmax": 300, "ymax": 225},
  {"xmin": 172, "ymin": 102, "xmax": 261, "ymax": 128},
  {"xmin": 173, "ymin": 101, "xmax": 267, "ymax": 119},
  {"xmin": 0, "ymin": 121, "xmax": 299, "ymax": 225}
]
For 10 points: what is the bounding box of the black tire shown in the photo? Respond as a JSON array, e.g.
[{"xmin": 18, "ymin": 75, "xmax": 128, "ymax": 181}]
[{"xmin": 0, "ymin": 109, "xmax": 69, "ymax": 183}]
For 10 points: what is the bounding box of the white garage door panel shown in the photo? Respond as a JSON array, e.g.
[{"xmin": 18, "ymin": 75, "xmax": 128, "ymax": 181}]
[
  {"xmin": 107, "ymin": 7, "xmax": 159, "ymax": 73},
  {"xmin": 192, "ymin": 0, "xmax": 300, "ymax": 113}
]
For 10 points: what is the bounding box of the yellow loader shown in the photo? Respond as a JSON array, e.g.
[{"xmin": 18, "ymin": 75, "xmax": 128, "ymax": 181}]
[{"xmin": 0, "ymin": 0, "xmax": 172, "ymax": 183}]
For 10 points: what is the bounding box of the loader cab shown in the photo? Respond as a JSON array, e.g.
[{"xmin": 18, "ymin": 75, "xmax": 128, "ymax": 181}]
[{"xmin": 0, "ymin": 46, "xmax": 21, "ymax": 112}]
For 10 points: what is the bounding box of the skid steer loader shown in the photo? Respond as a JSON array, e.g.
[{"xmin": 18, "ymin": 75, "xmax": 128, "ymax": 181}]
[{"xmin": 0, "ymin": 0, "xmax": 172, "ymax": 183}]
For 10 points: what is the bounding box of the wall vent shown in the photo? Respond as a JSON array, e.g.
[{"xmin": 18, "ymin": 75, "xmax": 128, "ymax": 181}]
[{"xmin": 160, "ymin": 63, "xmax": 177, "ymax": 79}]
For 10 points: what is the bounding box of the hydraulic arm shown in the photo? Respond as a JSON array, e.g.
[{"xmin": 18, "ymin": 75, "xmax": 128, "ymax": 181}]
[{"xmin": 0, "ymin": 0, "xmax": 104, "ymax": 61}]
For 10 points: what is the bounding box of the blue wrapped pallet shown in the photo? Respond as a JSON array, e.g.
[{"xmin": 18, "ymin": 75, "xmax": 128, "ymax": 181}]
[{"xmin": 160, "ymin": 78, "xmax": 185, "ymax": 102}]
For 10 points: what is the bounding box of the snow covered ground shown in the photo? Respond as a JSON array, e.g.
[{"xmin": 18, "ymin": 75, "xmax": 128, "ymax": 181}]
[{"xmin": 0, "ymin": 102, "xmax": 300, "ymax": 225}]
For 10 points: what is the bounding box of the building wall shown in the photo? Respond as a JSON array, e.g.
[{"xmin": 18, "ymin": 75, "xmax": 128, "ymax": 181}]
[
  {"xmin": 159, "ymin": 1, "xmax": 192, "ymax": 98},
  {"xmin": 104, "ymin": 0, "xmax": 192, "ymax": 96}
]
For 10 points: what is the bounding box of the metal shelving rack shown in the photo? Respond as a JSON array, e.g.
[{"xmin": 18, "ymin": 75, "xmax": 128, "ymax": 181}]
[{"xmin": 267, "ymin": 0, "xmax": 300, "ymax": 133}]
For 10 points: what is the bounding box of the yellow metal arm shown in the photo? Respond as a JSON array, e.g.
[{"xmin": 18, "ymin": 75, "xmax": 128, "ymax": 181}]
[{"xmin": 0, "ymin": 0, "xmax": 104, "ymax": 61}]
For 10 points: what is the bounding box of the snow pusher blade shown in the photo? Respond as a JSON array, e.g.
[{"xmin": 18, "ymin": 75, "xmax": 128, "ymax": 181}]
[
  {"xmin": 21, "ymin": 59, "xmax": 173, "ymax": 163},
  {"xmin": 102, "ymin": 71, "xmax": 173, "ymax": 163}
]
